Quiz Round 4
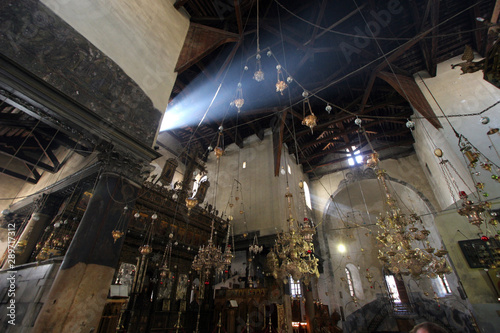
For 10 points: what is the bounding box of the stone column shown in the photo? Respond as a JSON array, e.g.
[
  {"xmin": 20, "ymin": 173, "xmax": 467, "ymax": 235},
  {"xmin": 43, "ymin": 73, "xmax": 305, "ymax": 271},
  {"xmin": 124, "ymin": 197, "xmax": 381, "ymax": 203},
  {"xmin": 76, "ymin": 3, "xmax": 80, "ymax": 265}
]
[
  {"xmin": 304, "ymin": 283, "xmax": 315, "ymax": 333},
  {"xmin": 9, "ymin": 195, "xmax": 62, "ymax": 267},
  {"xmin": 33, "ymin": 153, "xmax": 148, "ymax": 333}
]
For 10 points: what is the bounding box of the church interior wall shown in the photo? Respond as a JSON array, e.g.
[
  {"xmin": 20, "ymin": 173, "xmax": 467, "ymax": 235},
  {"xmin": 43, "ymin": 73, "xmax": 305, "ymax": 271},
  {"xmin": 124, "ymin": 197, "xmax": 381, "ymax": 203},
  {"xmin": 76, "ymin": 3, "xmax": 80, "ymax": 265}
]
[
  {"xmin": 203, "ymin": 129, "xmax": 309, "ymax": 238},
  {"xmin": 40, "ymin": 0, "xmax": 190, "ymax": 114}
]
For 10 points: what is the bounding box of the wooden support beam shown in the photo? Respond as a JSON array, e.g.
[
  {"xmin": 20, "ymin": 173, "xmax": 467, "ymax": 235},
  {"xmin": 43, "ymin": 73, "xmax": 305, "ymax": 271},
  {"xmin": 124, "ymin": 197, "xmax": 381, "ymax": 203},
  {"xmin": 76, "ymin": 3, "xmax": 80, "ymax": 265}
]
[
  {"xmin": 301, "ymin": 128, "xmax": 410, "ymax": 164},
  {"xmin": 175, "ymin": 23, "xmax": 239, "ymax": 74},
  {"xmin": 273, "ymin": 110, "xmax": 288, "ymax": 177},
  {"xmin": 357, "ymin": 28, "xmax": 432, "ymax": 113},
  {"xmin": 304, "ymin": 139, "xmax": 415, "ymax": 173},
  {"xmin": 234, "ymin": 0, "xmax": 243, "ymax": 36}
]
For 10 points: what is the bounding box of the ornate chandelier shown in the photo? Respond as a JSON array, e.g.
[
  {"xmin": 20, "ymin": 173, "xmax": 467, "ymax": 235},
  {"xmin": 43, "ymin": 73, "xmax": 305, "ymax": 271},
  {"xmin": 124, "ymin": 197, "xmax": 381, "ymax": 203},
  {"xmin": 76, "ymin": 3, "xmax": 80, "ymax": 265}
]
[
  {"xmin": 370, "ymin": 153, "xmax": 451, "ymax": 278},
  {"xmin": 267, "ymin": 188, "xmax": 319, "ymax": 284},
  {"xmin": 192, "ymin": 219, "xmax": 231, "ymax": 277}
]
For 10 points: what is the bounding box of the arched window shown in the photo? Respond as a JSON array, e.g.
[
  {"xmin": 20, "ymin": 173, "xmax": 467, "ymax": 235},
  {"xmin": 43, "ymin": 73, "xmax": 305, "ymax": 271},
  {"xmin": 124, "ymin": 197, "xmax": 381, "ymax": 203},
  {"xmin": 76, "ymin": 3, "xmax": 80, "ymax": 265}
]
[
  {"xmin": 303, "ymin": 181, "xmax": 312, "ymax": 209},
  {"xmin": 345, "ymin": 263, "xmax": 365, "ymax": 299},
  {"xmin": 345, "ymin": 267, "xmax": 355, "ymax": 297}
]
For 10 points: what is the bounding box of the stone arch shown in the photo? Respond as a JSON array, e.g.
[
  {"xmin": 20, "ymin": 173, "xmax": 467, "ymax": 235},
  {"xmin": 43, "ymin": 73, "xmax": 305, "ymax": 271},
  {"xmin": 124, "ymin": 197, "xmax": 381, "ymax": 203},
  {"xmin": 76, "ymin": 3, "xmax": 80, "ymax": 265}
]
[{"xmin": 317, "ymin": 171, "xmax": 440, "ymax": 318}]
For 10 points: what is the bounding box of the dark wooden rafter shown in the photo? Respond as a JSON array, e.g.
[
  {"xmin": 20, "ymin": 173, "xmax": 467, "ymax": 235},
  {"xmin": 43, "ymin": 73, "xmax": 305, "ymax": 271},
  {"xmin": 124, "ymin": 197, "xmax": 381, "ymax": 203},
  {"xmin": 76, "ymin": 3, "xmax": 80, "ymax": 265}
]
[
  {"xmin": 357, "ymin": 28, "xmax": 433, "ymax": 114},
  {"xmin": 305, "ymin": 139, "xmax": 415, "ymax": 174},
  {"xmin": 301, "ymin": 127, "xmax": 411, "ymax": 164},
  {"xmin": 273, "ymin": 110, "xmax": 288, "ymax": 177},
  {"xmin": 377, "ymin": 71, "xmax": 442, "ymax": 129},
  {"xmin": 296, "ymin": 116, "xmax": 408, "ymax": 151},
  {"xmin": 234, "ymin": 0, "xmax": 243, "ymax": 35},
  {"xmin": 0, "ymin": 165, "xmax": 40, "ymax": 184},
  {"xmin": 175, "ymin": 23, "xmax": 240, "ymax": 74}
]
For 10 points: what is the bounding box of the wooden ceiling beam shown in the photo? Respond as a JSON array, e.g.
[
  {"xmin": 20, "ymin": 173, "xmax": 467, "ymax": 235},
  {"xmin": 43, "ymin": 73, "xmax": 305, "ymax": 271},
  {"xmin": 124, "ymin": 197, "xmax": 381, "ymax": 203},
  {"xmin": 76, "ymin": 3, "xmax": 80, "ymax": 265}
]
[
  {"xmin": 234, "ymin": 0, "xmax": 243, "ymax": 35},
  {"xmin": 357, "ymin": 28, "xmax": 432, "ymax": 114},
  {"xmin": 304, "ymin": 139, "xmax": 415, "ymax": 173},
  {"xmin": 274, "ymin": 110, "xmax": 288, "ymax": 177},
  {"xmin": 301, "ymin": 127, "xmax": 410, "ymax": 163}
]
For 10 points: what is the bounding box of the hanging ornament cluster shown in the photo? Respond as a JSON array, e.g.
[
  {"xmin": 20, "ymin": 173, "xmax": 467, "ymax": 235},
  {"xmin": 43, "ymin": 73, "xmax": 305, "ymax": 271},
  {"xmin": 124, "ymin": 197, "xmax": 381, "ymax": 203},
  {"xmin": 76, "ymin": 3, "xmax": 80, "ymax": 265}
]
[
  {"xmin": 275, "ymin": 64, "xmax": 288, "ymax": 95},
  {"xmin": 267, "ymin": 188, "xmax": 319, "ymax": 284},
  {"xmin": 301, "ymin": 96, "xmax": 317, "ymax": 133},
  {"xmin": 254, "ymin": 52, "xmax": 264, "ymax": 82},
  {"xmin": 434, "ymin": 133, "xmax": 499, "ymax": 234},
  {"xmin": 370, "ymin": 153, "xmax": 451, "ymax": 278},
  {"xmin": 232, "ymin": 82, "xmax": 245, "ymax": 112}
]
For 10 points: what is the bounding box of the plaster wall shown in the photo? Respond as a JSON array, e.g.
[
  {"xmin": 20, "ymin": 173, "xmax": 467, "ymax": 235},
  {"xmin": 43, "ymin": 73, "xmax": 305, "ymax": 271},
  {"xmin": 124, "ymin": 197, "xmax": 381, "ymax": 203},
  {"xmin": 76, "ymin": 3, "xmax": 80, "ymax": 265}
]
[
  {"xmin": 204, "ymin": 130, "xmax": 308, "ymax": 237},
  {"xmin": 41, "ymin": 0, "xmax": 190, "ymax": 114},
  {"xmin": 413, "ymin": 54, "xmax": 500, "ymax": 207}
]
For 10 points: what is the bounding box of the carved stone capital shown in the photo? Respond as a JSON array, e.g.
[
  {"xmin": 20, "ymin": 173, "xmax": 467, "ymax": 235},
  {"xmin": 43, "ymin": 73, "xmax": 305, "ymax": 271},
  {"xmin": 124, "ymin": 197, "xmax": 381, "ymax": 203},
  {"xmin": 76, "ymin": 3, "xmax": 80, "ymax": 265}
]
[
  {"xmin": 98, "ymin": 148, "xmax": 153, "ymax": 186},
  {"xmin": 338, "ymin": 166, "xmax": 377, "ymax": 189}
]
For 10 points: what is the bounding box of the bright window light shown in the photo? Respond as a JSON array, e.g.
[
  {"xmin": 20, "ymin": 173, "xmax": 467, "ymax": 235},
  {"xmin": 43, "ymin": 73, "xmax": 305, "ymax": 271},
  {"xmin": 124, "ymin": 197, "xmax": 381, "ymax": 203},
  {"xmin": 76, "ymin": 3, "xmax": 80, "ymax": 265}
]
[
  {"xmin": 338, "ymin": 244, "xmax": 346, "ymax": 253},
  {"xmin": 289, "ymin": 277, "xmax": 302, "ymax": 297},
  {"xmin": 385, "ymin": 274, "xmax": 401, "ymax": 303},
  {"xmin": 242, "ymin": 161, "xmax": 246, "ymax": 169},
  {"xmin": 345, "ymin": 267, "xmax": 355, "ymax": 297},
  {"xmin": 288, "ymin": 164, "xmax": 292, "ymax": 174},
  {"xmin": 303, "ymin": 182, "xmax": 312, "ymax": 209},
  {"xmin": 346, "ymin": 146, "xmax": 363, "ymax": 166}
]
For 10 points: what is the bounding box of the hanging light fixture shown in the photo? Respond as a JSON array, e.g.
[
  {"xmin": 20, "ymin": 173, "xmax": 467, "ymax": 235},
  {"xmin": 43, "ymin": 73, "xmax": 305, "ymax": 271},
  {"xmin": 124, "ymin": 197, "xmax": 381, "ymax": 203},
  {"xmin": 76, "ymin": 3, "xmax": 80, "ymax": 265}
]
[
  {"xmin": 232, "ymin": 82, "xmax": 244, "ymax": 113},
  {"xmin": 139, "ymin": 213, "xmax": 157, "ymax": 255},
  {"xmin": 370, "ymin": 152, "xmax": 451, "ymax": 278},
  {"xmin": 112, "ymin": 205, "xmax": 130, "ymax": 243},
  {"xmin": 267, "ymin": 188, "xmax": 319, "ymax": 284},
  {"xmin": 275, "ymin": 64, "xmax": 288, "ymax": 95},
  {"xmin": 192, "ymin": 219, "xmax": 228, "ymax": 278},
  {"xmin": 253, "ymin": 0, "xmax": 264, "ymax": 82},
  {"xmin": 434, "ymin": 134, "xmax": 500, "ymax": 231},
  {"xmin": 301, "ymin": 97, "xmax": 317, "ymax": 133},
  {"xmin": 160, "ymin": 233, "xmax": 174, "ymax": 278},
  {"xmin": 214, "ymin": 126, "xmax": 224, "ymax": 159},
  {"xmin": 249, "ymin": 233, "xmax": 263, "ymax": 255}
]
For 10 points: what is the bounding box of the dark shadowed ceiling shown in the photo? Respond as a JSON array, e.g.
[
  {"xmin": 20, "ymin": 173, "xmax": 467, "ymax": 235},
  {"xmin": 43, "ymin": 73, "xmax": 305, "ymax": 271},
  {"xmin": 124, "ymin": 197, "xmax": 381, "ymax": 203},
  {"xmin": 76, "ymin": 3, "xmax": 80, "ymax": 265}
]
[{"xmin": 168, "ymin": 0, "xmax": 495, "ymax": 176}]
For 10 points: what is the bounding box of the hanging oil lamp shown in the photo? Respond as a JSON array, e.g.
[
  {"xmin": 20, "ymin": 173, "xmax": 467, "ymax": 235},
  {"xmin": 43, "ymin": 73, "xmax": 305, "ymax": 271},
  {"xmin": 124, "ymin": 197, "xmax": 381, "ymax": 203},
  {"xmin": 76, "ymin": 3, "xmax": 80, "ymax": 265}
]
[
  {"xmin": 275, "ymin": 65, "xmax": 287, "ymax": 95},
  {"xmin": 112, "ymin": 205, "xmax": 129, "ymax": 243},
  {"xmin": 301, "ymin": 98, "xmax": 317, "ymax": 133},
  {"xmin": 139, "ymin": 213, "xmax": 156, "ymax": 255},
  {"xmin": 232, "ymin": 82, "xmax": 244, "ymax": 112}
]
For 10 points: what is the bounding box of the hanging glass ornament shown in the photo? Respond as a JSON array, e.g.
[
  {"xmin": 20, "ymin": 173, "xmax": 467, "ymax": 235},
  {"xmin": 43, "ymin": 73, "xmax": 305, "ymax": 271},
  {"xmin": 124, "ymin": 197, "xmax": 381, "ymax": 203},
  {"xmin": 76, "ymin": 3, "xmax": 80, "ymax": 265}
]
[
  {"xmin": 233, "ymin": 82, "xmax": 244, "ymax": 113},
  {"xmin": 275, "ymin": 65, "xmax": 288, "ymax": 95},
  {"xmin": 254, "ymin": 53, "xmax": 264, "ymax": 82},
  {"xmin": 301, "ymin": 98, "xmax": 317, "ymax": 133}
]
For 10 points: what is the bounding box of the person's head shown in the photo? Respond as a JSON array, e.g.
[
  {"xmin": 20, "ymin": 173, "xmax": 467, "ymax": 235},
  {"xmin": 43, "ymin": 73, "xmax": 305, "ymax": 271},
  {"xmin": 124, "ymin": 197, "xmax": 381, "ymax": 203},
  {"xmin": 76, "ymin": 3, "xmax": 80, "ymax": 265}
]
[{"xmin": 410, "ymin": 322, "xmax": 449, "ymax": 333}]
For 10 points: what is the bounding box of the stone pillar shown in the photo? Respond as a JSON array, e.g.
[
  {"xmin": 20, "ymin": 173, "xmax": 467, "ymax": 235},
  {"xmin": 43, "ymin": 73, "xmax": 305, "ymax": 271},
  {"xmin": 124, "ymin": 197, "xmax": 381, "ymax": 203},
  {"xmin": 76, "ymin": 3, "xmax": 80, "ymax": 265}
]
[
  {"xmin": 33, "ymin": 154, "xmax": 147, "ymax": 333},
  {"xmin": 304, "ymin": 284, "xmax": 315, "ymax": 333},
  {"xmin": 10, "ymin": 195, "xmax": 62, "ymax": 266}
]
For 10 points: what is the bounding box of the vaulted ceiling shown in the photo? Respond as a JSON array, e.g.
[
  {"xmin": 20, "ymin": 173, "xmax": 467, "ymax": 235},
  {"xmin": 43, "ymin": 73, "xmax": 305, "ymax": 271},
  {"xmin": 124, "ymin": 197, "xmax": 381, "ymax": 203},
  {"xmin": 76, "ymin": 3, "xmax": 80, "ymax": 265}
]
[{"xmin": 166, "ymin": 0, "xmax": 497, "ymax": 177}]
